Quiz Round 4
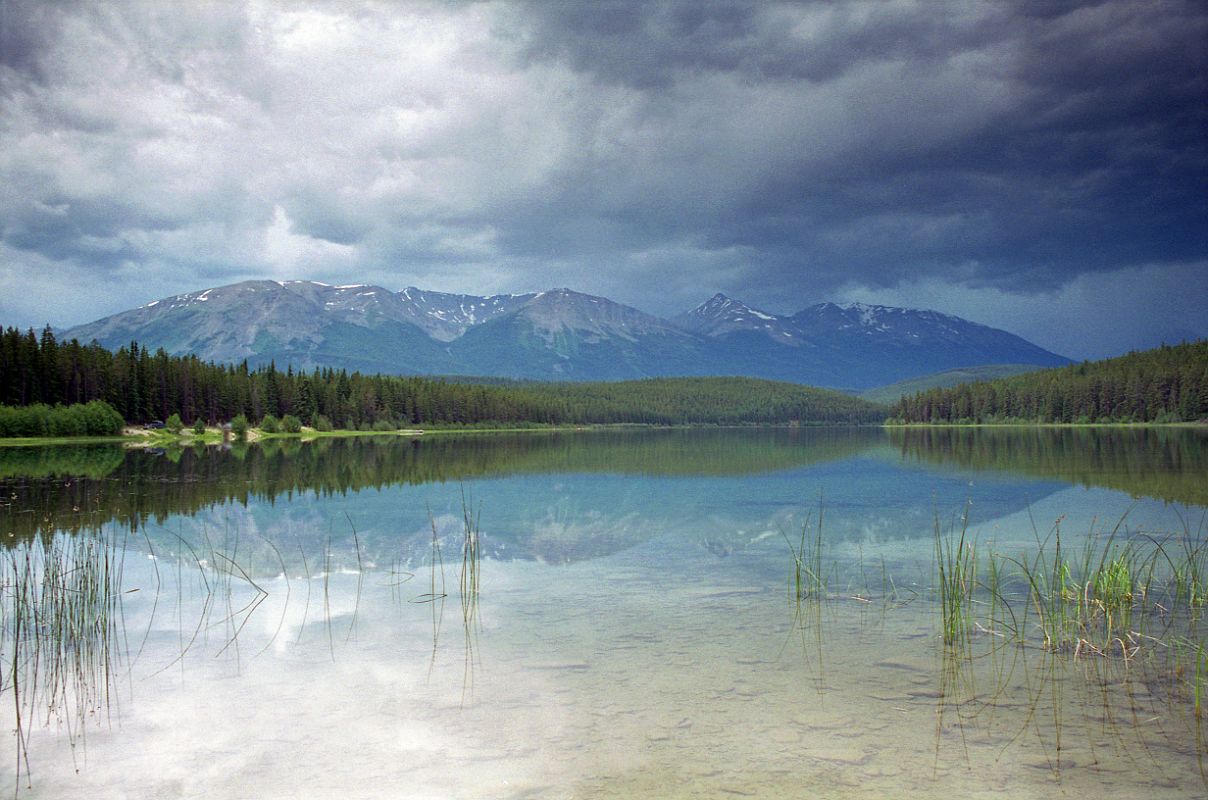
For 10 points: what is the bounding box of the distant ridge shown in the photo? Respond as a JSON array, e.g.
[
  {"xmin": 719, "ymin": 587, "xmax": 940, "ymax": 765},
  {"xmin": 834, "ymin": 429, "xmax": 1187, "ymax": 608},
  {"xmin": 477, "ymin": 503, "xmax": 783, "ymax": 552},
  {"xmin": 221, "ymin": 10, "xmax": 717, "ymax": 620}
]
[
  {"xmin": 860, "ymin": 365, "xmax": 1044, "ymax": 405},
  {"xmin": 61, "ymin": 280, "xmax": 1071, "ymax": 389}
]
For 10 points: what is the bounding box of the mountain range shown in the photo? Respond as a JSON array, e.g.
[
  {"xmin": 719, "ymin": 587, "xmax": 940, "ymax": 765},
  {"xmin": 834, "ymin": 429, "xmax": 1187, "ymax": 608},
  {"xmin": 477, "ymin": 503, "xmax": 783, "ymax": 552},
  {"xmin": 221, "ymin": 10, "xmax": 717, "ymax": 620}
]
[{"xmin": 61, "ymin": 280, "xmax": 1070, "ymax": 390}]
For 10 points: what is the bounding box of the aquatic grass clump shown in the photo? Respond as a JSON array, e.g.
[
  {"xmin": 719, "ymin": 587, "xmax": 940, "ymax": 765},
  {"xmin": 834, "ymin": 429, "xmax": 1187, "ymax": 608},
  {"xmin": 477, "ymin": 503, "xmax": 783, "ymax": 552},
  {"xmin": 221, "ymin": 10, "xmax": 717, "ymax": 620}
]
[
  {"xmin": 0, "ymin": 529, "xmax": 128, "ymax": 792},
  {"xmin": 921, "ymin": 507, "xmax": 1205, "ymax": 681},
  {"xmin": 940, "ymin": 511, "xmax": 1208, "ymax": 683},
  {"xmin": 1003, "ymin": 515, "xmax": 1149, "ymax": 655},
  {"xmin": 1094, "ymin": 554, "xmax": 1135, "ymax": 607},
  {"xmin": 934, "ymin": 503, "xmax": 978, "ymax": 646},
  {"xmin": 922, "ymin": 511, "xmax": 1208, "ymax": 736},
  {"xmin": 783, "ymin": 507, "xmax": 825, "ymax": 603},
  {"xmin": 1090, "ymin": 551, "xmax": 1140, "ymax": 641},
  {"xmin": 1164, "ymin": 517, "xmax": 1208, "ymax": 611}
]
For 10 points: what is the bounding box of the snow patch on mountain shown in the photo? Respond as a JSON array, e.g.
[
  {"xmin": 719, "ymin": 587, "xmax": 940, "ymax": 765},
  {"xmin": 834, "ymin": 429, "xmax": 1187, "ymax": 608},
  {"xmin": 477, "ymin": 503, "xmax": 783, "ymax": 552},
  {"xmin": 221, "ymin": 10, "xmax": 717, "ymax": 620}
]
[
  {"xmin": 59, "ymin": 279, "xmax": 1071, "ymax": 388},
  {"xmin": 676, "ymin": 293, "xmax": 804, "ymax": 346}
]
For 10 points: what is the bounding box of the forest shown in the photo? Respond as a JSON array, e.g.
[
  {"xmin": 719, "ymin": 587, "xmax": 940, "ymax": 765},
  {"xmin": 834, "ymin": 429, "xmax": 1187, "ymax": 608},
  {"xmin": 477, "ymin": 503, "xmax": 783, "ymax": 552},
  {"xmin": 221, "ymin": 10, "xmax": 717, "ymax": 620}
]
[
  {"xmin": 891, "ymin": 340, "xmax": 1208, "ymax": 424},
  {"xmin": 0, "ymin": 326, "xmax": 885, "ymax": 434}
]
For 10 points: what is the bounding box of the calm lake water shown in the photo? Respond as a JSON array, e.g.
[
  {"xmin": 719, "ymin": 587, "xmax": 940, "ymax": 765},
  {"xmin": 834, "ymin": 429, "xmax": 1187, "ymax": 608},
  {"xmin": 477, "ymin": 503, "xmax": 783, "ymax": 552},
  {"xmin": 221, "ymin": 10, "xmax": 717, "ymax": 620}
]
[{"xmin": 2, "ymin": 427, "xmax": 1206, "ymax": 798}]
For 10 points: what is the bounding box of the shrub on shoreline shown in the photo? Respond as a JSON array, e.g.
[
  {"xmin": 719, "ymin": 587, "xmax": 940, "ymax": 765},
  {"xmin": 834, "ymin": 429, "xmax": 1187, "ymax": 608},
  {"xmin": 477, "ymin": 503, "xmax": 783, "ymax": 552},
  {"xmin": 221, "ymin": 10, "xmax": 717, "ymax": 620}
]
[{"xmin": 0, "ymin": 401, "xmax": 125, "ymax": 438}]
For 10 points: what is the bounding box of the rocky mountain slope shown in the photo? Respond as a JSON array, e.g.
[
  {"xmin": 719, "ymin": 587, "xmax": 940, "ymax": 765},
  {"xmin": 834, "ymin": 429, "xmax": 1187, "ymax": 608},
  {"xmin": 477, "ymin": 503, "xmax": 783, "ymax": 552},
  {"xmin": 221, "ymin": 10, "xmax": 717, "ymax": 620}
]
[{"xmin": 62, "ymin": 281, "xmax": 1070, "ymax": 388}]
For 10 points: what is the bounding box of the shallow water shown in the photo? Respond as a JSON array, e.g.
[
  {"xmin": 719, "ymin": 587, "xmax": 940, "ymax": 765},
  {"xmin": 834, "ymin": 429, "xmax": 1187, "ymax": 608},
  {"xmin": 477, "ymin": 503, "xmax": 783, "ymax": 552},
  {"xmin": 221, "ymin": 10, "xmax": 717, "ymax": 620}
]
[{"xmin": 1, "ymin": 427, "xmax": 1205, "ymax": 798}]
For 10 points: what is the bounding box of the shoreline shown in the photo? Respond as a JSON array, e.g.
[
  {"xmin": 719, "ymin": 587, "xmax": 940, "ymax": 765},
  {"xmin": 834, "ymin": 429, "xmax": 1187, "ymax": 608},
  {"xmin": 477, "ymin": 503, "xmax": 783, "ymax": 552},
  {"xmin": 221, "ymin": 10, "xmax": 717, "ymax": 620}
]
[
  {"xmin": 883, "ymin": 421, "xmax": 1207, "ymax": 429},
  {"xmin": 0, "ymin": 419, "xmax": 1204, "ymax": 448}
]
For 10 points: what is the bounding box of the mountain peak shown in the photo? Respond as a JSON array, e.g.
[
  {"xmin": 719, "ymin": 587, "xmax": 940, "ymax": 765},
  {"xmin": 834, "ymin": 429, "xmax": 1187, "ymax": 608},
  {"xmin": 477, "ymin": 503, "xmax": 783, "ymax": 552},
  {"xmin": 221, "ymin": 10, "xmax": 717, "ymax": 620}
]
[
  {"xmin": 676, "ymin": 293, "xmax": 798, "ymax": 344},
  {"xmin": 685, "ymin": 293, "xmax": 768, "ymax": 316},
  {"xmin": 687, "ymin": 292, "xmax": 742, "ymax": 314},
  {"xmin": 798, "ymin": 301, "xmax": 967, "ymax": 331},
  {"xmin": 514, "ymin": 289, "xmax": 680, "ymax": 344},
  {"xmin": 60, "ymin": 278, "xmax": 1070, "ymax": 389},
  {"xmin": 394, "ymin": 286, "xmax": 534, "ymax": 340},
  {"xmin": 533, "ymin": 287, "xmax": 590, "ymax": 301}
]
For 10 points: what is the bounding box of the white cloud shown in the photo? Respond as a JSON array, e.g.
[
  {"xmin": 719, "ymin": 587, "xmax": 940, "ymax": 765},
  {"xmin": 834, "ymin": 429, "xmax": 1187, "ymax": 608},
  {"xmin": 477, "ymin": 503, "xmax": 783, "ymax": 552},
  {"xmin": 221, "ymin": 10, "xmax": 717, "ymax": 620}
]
[{"xmin": 262, "ymin": 205, "xmax": 357, "ymax": 273}]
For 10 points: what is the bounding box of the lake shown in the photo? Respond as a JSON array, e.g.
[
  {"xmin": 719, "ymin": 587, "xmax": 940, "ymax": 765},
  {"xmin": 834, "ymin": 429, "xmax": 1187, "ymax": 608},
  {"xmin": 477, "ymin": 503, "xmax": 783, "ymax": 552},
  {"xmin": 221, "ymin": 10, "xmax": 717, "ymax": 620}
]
[{"xmin": 2, "ymin": 426, "xmax": 1206, "ymax": 798}]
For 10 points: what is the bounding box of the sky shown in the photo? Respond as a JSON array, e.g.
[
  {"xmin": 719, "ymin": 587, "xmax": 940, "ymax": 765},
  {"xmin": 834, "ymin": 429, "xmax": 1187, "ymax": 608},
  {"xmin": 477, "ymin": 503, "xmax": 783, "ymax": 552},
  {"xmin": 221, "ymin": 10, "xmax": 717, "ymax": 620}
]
[{"xmin": 0, "ymin": 1, "xmax": 1205, "ymax": 361}]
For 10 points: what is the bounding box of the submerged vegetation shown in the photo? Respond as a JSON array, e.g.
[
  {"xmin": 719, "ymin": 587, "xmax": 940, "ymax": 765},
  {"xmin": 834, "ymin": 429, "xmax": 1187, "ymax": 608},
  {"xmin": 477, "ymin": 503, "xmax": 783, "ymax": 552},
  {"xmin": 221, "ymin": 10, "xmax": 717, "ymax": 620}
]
[
  {"xmin": 777, "ymin": 496, "xmax": 1207, "ymax": 721},
  {"xmin": 0, "ymin": 504, "xmax": 488, "ymax": 792},
  {"xmin": 1005, "ymin": 517, "xmax": 1208, "ymax": 658},
  {"xmin": 922, "ymin": 508, "xmax": 1208, "ymax": 660},
  {"xmin": 784, "ymin": 506, "xmax": 826, "ymax": 602},
  {"xmin": 934, "ymin": 505, "xmax": 977, "ymax": 646},
  {"xmin": 931, "ymin": 516, "xmax": 1208, "ymax": 746},
  {"xmin": 4, "ymin": 499, "xmax": 1203, "ymax": 794},
  {"xmin": 0, "ymin": 529, "xmax": 127, "ymax": 792},
  {"xmin": 775, "ymin": 513, "xmax": 1208, "ymax": 795}
]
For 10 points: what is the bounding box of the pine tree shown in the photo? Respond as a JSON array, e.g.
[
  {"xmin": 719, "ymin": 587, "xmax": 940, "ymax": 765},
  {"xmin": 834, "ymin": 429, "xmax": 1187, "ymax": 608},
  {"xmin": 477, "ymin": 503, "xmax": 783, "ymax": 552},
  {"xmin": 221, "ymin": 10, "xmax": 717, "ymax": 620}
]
[{"xmin": 40, "ymin": 325, "xmax": 62, "ymax": 404}]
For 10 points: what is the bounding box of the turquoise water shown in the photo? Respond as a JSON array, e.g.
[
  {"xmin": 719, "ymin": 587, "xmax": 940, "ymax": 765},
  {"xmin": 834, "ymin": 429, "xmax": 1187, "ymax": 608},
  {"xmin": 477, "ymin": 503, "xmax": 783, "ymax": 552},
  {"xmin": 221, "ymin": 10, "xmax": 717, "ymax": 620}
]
[{"xmin": 1, "ymin": 427, "xmax": 1205, "ymax": 798}]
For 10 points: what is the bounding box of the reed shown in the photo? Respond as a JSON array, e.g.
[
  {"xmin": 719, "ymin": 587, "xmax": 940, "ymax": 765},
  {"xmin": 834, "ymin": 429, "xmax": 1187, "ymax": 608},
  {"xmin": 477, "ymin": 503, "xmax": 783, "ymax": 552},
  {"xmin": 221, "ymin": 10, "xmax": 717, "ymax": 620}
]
[
  {"xmin": 1164, "ymin": 516, "xmax": 1208, "ymax": 611},
  {"xmin": 1196, "ymin": 643, "xmax": 1206, "ymax": 718},
  {"xmin": 457, "ymin": 491, "xmax": 482, "ymax": 705},
  {"xmin": 345, "ymin": 513, "xmax": 363, "ymax": 643},
  {"xmin": 412, "ymin": 508, "xmax": 447, "ymax": 605},
  {"xmin": 459, "ymin": 490, "xmax": 482, "ymax": 629},
  {"xmin": 1, "ymin": 529, "xmax": 128, "ymax": 792},
  {"xmin": 323, "ymin": 527, "xmax": 333, "ymax": 660},
  {"xmin": 414, "ymin": 508, "xmax": 448, "ymax": 680},
  {"xmin": 934, "ymin": 503, "xmax": 977, "ymax": 646},
  {"xmin": 946, "ymin": 509, "xmax": 1204, "ymax": 673},
  {"xmin": 783, "ymin": 506, "xmax": 825, "ymax": 603}
]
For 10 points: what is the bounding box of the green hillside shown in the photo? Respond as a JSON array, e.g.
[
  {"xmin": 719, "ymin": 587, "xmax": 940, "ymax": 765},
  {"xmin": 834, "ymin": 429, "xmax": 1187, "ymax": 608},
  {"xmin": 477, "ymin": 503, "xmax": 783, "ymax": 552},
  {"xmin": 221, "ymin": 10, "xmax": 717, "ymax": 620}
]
[
  {"xmin": 861, "ymin": 364, "xmax": 1041, "ymax": 405},
  {"xmin": 891, "ymin": 340, "xmax": 1208, "ymax": 424}
]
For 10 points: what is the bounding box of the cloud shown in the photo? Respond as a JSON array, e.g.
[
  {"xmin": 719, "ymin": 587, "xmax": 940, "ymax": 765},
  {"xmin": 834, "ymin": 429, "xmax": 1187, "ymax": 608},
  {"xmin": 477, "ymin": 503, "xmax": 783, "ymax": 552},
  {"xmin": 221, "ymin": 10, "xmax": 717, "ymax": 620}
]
[
  {"xmin": 262, "ymin": 205, "xmax": 357, "ymax": 274},
  {"xmin": 0, "ymin": 0, "xmax": 1203, "ymax": 356}
]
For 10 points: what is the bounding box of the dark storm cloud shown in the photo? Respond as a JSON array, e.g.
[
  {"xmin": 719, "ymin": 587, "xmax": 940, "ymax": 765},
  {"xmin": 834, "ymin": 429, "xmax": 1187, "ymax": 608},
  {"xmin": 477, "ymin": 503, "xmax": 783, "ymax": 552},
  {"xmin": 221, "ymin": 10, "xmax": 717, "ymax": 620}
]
[
  {"xmin": 0, "ymin": 0, "xmax": 1204, "ymax": 356},
  {"xmin": 510, "ymin": 0, "xmax": 1207, "ymax": 294},
  {"xmin": 0, "ymin": 0, "xmax": 70, "ymax": 82},
  {"xmin": 520, "ymin": 1, "xmax": 1002, "ymax": 86}
]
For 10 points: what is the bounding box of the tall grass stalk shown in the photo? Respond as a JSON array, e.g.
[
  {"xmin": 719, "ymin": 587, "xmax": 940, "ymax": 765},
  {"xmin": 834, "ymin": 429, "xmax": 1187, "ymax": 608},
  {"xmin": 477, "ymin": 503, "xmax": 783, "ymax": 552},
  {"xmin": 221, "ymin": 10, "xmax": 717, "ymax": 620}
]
[
  {"xmin": 345, "ymin": 513, "xmax": 363, "ymax": 643},
  {"xmin": 1163, "ymin": 514, "xmax": 1208, "ymax": 611},
  {"xmin": 414, "ymin": 509, "xmax": 448, "ymax": 679},
  {"xmin": 459, "ymin": 491, "xmax": 481, "ymax": 629},
  {"xmin": 1195, "ymin": 643, "xmax": 1207, "ymax": 718},
  {"xmin": 935, "ymin": 503, "xmax": 977, "ymax": 646},
  {"xmin": 783, "ymin": 507, "xmax": 825, "ymax": 603},
  {"xmin": 1, "ymin": 530, "xmax": 128, "ymax": 793},
  {"xmin": 458, "ymin": 491, "xmax": 483, "ymax": 705}
]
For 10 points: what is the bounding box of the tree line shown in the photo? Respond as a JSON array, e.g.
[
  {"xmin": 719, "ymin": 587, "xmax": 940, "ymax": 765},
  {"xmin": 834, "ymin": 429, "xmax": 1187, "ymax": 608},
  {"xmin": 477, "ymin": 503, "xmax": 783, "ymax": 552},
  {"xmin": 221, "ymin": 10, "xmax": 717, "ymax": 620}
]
[
  {"xmin": 0, "ymin": 325, "xmax": 885, "ymax": 432},
  {"xmin": 890, "ymin": 340, "xmax": 1208, "ymax": 424}
]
